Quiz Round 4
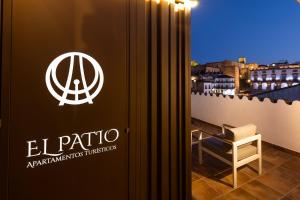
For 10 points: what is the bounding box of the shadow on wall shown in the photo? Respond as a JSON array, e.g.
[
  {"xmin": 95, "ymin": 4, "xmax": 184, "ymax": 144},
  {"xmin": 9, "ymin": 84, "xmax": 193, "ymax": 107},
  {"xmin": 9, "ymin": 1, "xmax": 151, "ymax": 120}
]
[{"xmin": 191, "ymin": 93, "xmax": 300, "ymax": 153}]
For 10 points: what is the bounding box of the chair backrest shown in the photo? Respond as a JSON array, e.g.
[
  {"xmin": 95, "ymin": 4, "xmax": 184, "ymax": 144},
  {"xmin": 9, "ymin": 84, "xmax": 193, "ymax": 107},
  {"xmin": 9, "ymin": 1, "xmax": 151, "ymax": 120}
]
[{"xmin": 224, "ymin": 124, "xmax": 257, "ymax": 142}]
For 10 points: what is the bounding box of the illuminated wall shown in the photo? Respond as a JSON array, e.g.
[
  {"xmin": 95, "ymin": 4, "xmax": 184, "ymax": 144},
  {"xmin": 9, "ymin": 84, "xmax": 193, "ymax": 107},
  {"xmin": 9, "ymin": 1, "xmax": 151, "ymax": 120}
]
[{"xmin": 191, "ymin": 94, "xmax": 300, "ymax": 153}]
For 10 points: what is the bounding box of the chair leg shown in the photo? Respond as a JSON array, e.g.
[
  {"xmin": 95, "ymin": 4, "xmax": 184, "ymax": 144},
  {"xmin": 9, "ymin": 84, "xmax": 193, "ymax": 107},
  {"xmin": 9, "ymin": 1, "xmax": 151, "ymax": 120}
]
[
  {"xmin": 198, "ymin": 143, "xmax": 203, "ymax": 165},
  {"xmin": 232, "ymin": 144, "xmax": 238, "ymax": 189},
  {"xmin": 198, "ymin": 132, "xmax": 203, "ymax": 165},
  {"xmin": 258, "ymin": 135, "xmax": 262, "ymax": 175},
  {"xmin": 258, "ymin": 157, "xmax": 262, "ymax": 175},
  {"xmin": 233, "ymin": 167, "xmax": 237, "ymax": 189}
]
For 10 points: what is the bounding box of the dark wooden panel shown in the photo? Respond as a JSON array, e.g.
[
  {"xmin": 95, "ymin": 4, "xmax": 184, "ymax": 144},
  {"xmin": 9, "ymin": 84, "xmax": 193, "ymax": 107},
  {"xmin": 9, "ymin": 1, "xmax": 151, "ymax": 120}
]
[
  {"xmin": 128, "ymin": 0, "xmax": 149, "ymax": 199},
  {"xmin": 3, "ymin": 0, "xmax": 130, "ymax": 200},
  {"xmin": 146, "ymin": 2, "xmax": 191, "ymax": 200},
  {"xmin": 129, "ymin": 0, "xmax": 138, "ymax": 198},
  {"xmin": 137, "ymin": 0, "xmax": 148, "ymax": 199},
  {"xmin": 0, "ymin": 0, "xmax": 12, "ymax": 199},
  {"xmin": 1, "ymin": 1, "xmax": 192, "ymax": 200},
  {"xmin": 177, "ymin": 10, "xmax": 184, "ymax": 200},
  {"xmin": 169, "ymin": 4, "xmax": 178, "ymax": 200},
  {"xmin": 150, "ymin": 1, "xmax": 158, "ymax": 200},
  {"xmin": 159, "ymin": 2, "xmax": 170, "ymax": 200},
  {"xmin": 183, "ymin": 9, "xmax": 192, "ymax": 200}
]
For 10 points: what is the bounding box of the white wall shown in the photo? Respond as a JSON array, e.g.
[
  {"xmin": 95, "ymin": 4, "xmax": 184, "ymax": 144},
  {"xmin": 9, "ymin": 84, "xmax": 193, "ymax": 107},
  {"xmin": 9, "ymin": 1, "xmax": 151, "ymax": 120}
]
[{"xmin": 191, "ymin": 94, "xmax": 300, "ymax": 153}]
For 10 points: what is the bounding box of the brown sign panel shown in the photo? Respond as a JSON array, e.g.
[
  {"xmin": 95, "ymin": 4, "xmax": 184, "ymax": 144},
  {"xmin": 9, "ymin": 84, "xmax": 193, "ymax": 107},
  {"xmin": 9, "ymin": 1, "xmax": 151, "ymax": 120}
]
[{"xmin": 7, "ymin": 0, "xmax": 129, "ymax": 199}]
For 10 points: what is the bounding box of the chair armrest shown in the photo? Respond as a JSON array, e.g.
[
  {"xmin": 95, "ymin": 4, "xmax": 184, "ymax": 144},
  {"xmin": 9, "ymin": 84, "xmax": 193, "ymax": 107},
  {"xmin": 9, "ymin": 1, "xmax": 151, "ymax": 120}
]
[
  {"xmin": 233, "ymin": 134, "xmax": 261, "ymax": 147},
  {"xmin": 191, "ymin": 129, "xmax": 202, "ymax": 141},
  {"xmin": 199, "ymin": 129, "xmax": 234, "ymax": 145},
  {"xmin": 191, "ymin": 129, "xmax": 200, "ymax": 134}
]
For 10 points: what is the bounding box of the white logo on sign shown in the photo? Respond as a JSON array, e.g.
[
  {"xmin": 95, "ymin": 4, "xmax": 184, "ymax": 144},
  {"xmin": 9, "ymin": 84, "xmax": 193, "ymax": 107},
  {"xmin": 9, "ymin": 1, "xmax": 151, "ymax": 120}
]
[{"xmin": 45, "ymin": 52, "xmax": 104, "ymax": 106}]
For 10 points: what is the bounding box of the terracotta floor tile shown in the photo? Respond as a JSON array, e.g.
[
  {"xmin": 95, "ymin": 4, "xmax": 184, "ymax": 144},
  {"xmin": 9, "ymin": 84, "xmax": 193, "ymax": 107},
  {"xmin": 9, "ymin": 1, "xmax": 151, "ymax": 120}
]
[
  {"xmin": 193, "ymin": 154, "xmax": 231, "ymax": 180},
  {"xmin": 216, "ymin": 188, "xmax": 257, "ymax": 200},
  {"xmin": 238, "ymin": 166, "xmax": 260, "ymax": 180},
  {"xmin": 192, "ymin": 179, "xmax": 221, "ymax": 200},
  {"xmin": 283, "ymin": 184, "xmax": 300, "ymax": 200},
  {"xmin": 282, "ymin": 157, "xmax": 300, "ymax": 176},
  {"xmin": 192, "ymin": 172, "xmax": 202, "ymax": 182},
  {"xmin": 247, "ymin": 158, "xmax": 275, "ymax": 174},
  {"xmin": 257, "ymin": 166, "xmax": 300, "ymax": 194},
  {"xmin": 199, "ymin": 161, "xmax": 275, "ymax": 196},
  {"xmin": 261, "ymin": 142, "xmax": 275, "ymax": 153},
  {"xmin": 202, "ymin": 175, "xmax": 233, "ymax": 195},
  {"xmin": 203, "ymin": 168, "xmax": 252, "ymax": 194},
  {"xmin": 191, "ymin": 121, "xmax": 298, "ymax": 200},
  {"xmin": 192, "ymin": 164, "xmax": 219, "ymax": 179},
  {"xmin": 241, "ymin": 180, "xmax": 283, "ymax": 200},
  {"xmin": 202, "ymin": 153, "xmax": 230, "ymax": 172},
  {"xmin": 262, "ymin": 148, "xmax": 291, "ymax": 166},
  {"xmin": 192, "ymin": 120, "xmax": 222, "ymax": 135}
]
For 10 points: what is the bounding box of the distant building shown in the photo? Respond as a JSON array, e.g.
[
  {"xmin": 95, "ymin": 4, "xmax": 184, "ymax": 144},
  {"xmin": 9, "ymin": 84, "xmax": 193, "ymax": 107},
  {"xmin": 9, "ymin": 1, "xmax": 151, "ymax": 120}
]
[
  {"xmin": 213, "ymin": 75, "xmax": 235, "ymax": 95},
  {"xmin": 239, "ymin": 57, "xmax": 247, "ymax": 64},
  {"xmin": 205, "ymin": 66, "xmax": 221, "ymax": 73},
  {"xmin": 191, "ymin": 58, "xmax": 264, "ymax": 95},
  {"xmin": 201, "ymin": 60, "xmax": 240, "ymax": 92},
  {"xmin": 192, "ymin": 74, "xmax": 235, "ymax": 95},
  {"xmin": 250, "ymin": 63, "xmax": 300, "ymax": 91},
  {"xmin": 239, "ymin": 62, "xmax": 259, "ymax": 79}
]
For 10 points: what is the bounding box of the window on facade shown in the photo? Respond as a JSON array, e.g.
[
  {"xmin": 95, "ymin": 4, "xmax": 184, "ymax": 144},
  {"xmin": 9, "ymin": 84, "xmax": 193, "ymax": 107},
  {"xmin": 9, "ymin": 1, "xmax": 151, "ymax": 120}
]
[
  {"xmin": 282, "ymin": 74, "xmax": 287, "ymax": 80},
  {"xmin": 293, "ymin": 74, "xmax": 298, "ymax": 81}
]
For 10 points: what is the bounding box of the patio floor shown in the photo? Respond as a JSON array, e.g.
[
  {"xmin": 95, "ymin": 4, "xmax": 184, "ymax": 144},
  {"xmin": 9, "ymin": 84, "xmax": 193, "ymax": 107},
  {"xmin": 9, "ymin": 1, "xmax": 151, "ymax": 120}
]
[{"xmin": 192, "ymin": 120, "xmax": 300, "ymax": 200}]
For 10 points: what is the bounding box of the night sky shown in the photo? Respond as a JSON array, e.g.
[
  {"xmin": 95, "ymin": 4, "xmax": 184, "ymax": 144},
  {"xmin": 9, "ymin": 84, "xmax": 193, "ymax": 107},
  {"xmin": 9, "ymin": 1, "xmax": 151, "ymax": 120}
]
[{"xmin": 191, "ymin": 0, "xmax": 300, "ymax": 65}]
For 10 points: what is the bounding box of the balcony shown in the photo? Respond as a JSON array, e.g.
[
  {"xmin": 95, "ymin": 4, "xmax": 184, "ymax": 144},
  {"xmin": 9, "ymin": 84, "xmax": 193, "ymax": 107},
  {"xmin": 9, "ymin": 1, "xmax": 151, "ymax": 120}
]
[{"xmin": 191, "ymin": 94, "xmax": 300, "ymax": 200}]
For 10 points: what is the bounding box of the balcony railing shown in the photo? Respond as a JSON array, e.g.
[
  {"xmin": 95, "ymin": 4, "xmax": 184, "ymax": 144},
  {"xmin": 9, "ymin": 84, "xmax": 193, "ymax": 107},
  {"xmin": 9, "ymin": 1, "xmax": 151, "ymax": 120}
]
[{"xmin": 191, "ymin": 93, "xmax": 300, "ymax": 153}]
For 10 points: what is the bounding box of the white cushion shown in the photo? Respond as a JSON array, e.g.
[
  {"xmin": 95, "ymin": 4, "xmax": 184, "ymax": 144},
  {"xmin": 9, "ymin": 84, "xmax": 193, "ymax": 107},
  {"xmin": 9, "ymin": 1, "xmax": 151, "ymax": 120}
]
[{"xmin": 225, "ymin": 124, "xmax": 257, "ymax": 141}]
